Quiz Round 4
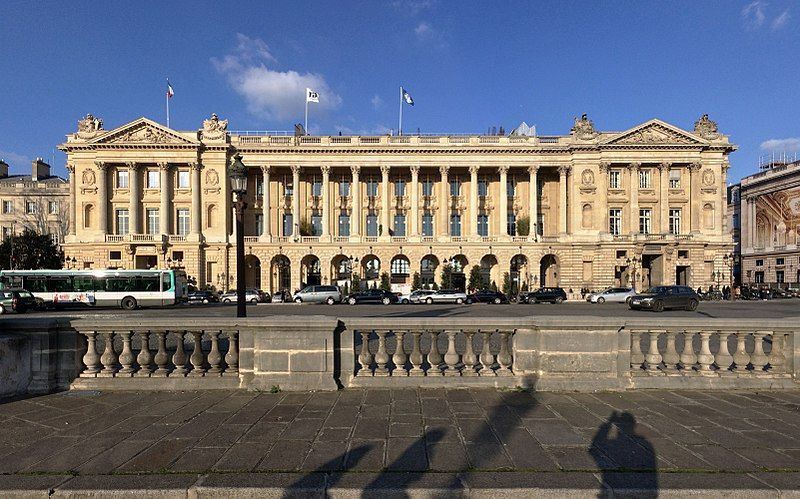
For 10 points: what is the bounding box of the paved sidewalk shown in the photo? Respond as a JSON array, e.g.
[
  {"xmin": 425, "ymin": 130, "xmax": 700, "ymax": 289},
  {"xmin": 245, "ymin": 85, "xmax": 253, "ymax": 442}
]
[{"xmin": 1, "ymin": 388, "xmax": 800, "ymax": 496}]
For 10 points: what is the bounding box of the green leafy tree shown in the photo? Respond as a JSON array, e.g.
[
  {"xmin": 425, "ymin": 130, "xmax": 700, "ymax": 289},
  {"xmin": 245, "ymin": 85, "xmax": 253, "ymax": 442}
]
[
  {"xmin": 379, "ymin": 271, "xmax": 391, "ymax": 291},
  {"xmin": 501, "ymin": 272, "xmax": 512, "ymax": 296},
  {"xmin": 411, "ymin": 272, "xmax": 421, "ymax": 291},
  {"xmin": 440, "ymin": 263, "xmax": 453, "ymax": 289},
  {"xmin": 351, "ymin": 273, "xmax": 361, "ymax": 292},
  {"xmin": 0, "ymin": 229, "xmax": 63, "ymax": 270},
  {"xmin": 517, "ymin": 216, "xmax": 530, "ymax": 236},
  {"xmin": 468, "ymin": 265, "xmax": 482, "ymax": 292}
]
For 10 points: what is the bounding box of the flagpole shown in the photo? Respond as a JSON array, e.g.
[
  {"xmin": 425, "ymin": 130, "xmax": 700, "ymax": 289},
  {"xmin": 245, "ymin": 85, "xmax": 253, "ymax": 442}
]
[
  {"xmin": 398, "ymin": 86, "xmax": 403, "ymax": 136},
  {"xmin": 304, "ymin": 97, "xmax": 309, "ymax": 135},
  {"xmin": 166, "ymin": 78, "xmax": 170, "ymax": 128}
]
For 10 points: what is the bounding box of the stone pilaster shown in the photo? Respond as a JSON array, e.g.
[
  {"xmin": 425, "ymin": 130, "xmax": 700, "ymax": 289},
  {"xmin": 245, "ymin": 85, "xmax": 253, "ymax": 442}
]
[
  {"xmin": 380, "ymin": 165, "xmax": 390, "ymax": 241},
  {"xmin": 291, "ymin": 165, "xmax": 301, "ymax": 238},
  {"xmin": 439, "ymin": 165, "xmax": 450, "ymax": 239},
  {"xmin": 95, "ymin": 161, "xmax": 109, "ymax": 237},
  {"xmin": 558, "ymin": 165, "xmax": 570, "ymax": 234},
  {"xmin": 628, "ymin": 163, "xmax": 640, "ymax": 235},
  {"xmin": 688, "ymin": 162, "xmax": 701, "ymax": 234},
  {"xmin": 188, "ymin": 162, "xmax": 202, "ymax": 242},
  {"xmin": 66, "ymin": 164, "xmax": 76, "ymax": 240},
  {"xmin": 498, "ymin": 165, "xmax": 508, "ymax": 238},
  {"xmin": 350, "ymin": 165, "xmax": 361, "ymax": 240},
  {"xmin": 127, "ymin": 162, "xmax": 140, "ymax": 234},
  {"xmin": 410, "ymin": 165, "xmax": 419, "ymax": 238},
  {"xmin": 158, "ymin": 163, "xmax": 172, "ymax": 236},
  {"xmin": 321, "ymin": 165, "xmax": 330, "ymax": 240},
  {"xmin": 260, "ymin": 165, "xmax": 271, "ymax": 241},
  {"xmin": 659, "ymin": 162, "xmax": 671, "ymax": 234},
  {"xmin": 598, "ymin": 162, "xmax": 609, "ymax": 234},
  {"xmin": 528, "ymin": 165, "xmax": 538, "ymax": 238},
  {"xmin": 469, "ymin": 165, "xmax": 479, "ymax": 238}
]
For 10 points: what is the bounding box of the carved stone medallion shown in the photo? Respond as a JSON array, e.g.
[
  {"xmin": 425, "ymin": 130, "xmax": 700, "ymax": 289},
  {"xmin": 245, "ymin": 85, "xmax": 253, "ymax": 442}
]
[
  {"xmin": 205, "ymin": 169, "xmax": 220, "ymax": 186},
  {"xmin": 82, "ymin": 169, "xmax": 96, "ymax": 186},
  {"xmin": 701, "ymin": 169, "xmax": 715, "ymax": 187}
]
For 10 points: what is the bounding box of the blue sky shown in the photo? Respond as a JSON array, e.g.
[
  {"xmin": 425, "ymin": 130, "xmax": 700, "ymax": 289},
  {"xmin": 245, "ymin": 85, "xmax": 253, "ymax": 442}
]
[{"xmin": 1, "ymin": 0, "xmax": 798, "ymax": 183}]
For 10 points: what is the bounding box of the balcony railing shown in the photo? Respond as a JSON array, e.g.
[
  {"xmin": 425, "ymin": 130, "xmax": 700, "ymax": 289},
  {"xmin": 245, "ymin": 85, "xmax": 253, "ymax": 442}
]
[
  {"xmin": 229, "ymin": 134, "xmax": 570, "ymax": 147},
  {"xmin": 168, "ymin": 234, "xmax": 186, "ymax": 243},
  {"xmin": 243, "ymin": 236, "xmax": 259, "ymax": 243}
]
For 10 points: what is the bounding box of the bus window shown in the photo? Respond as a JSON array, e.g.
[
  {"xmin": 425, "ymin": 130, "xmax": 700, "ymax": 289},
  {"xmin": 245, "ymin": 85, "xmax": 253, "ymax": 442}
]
[
  {"xmin": 162, "ymin": 273, "xmax": 172, "ymax": 292},
  {"xmin": 25, "ymin": 276, "xmax": 48, "ymax": 292},
  {"xmin": 48, "ymin": 277, "xmax": 72, "ymax": 292},
  {"xmin": 73, "ymin": 276, "xmax": 94, "ymax": 292}
]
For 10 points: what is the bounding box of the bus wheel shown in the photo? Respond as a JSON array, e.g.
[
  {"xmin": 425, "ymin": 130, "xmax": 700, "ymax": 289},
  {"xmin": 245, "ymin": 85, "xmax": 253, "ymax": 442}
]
[{"xmin": 121, "ymin": 296, "xmax": 138, "ymax": 310}]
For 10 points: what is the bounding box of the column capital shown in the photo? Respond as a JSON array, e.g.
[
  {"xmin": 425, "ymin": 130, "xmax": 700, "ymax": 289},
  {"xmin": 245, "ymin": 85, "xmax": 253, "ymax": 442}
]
[
  {"xmin": 598, "ymin": 162, "xmax": 610, "ymax": 172},
  {"xmin": 469, "ymin": 165, "xmax": 480, "ymax": 175},
  {"xmin": 350, "ymin": 164, "xmax": 361, "ymax": 176},
  {"xmin": 321, "ymin": 165, "xmax": 331, "ymax": 175},
  {"xmin": 189, "ymin": 162, "xmax": 203, "ymax": 172},
  {"xmin": 439, "ymin": 165, "xmax": 450, "ymax": 176},
  {"xmin": 66, "ymin": 163, "xmax": 75, "ymax": 174},
  {"xmin": 527, "ymin": 165, "xmax": 539, "ymax": 175},
  {"xmin": 94, "ymin": 161, "xmax": 110, "ymax": 171},
  {"xmin": 658, "ymin": 161, "xmax": 672, "ymax": 171},
  {"xmin": 260, "ymin": 164, "xmax": 271, "ymax": 175},
  {"xmin": 158, "ymin": 162, "xmax": 172, "ymax": 171},
  {"xmin": 409, "ymin": 165, "xmax": 420, "ymax": 176},
  {"xmin": 688, "ymin": 162, "xmax": 702, "ymax": 172},
  {"xmin": 721, "ymin": 159, "xmax": 731, "ymax": 172},
  {"xmin": 497, "ymin": 165, "xmax": 509, "ymax": 175},
  {"xmin": 291, "ymin": 164, "xmax": 302, "ymax": 175},
  {"xmin": 626, "ymin": 162, "xmax": 640, "ymax": 171},
  {"xmin": 557, "ymin": 165, "xmax": 571, "ymax": 176},
  {"xmin": 380, "ymin": 164, "xmax": 391, "ymax": 176},
  {"xmin": 126, "ymin": 161, "xmax": 140, "ymax": 171}
]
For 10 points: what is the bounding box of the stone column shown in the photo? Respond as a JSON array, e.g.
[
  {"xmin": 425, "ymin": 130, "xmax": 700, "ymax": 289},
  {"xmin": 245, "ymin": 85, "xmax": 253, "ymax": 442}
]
[
  {"xmin": 660, "ymin": 162, "xmax": 671, "ymax": 234},
  {"xmin": 351, "ymin": 165, "xmax": 361, "ymax": 238},
  {"xmin": 439, "ymin": 166, "xmax": 450, "ymax": 237},
  {"xmin": 410, "ymin": 165, "xmax": 420, "ymax": 237},
  {"xmin": 498, "ymin": 165, "xmax": 508, "ymax": 237},
  {"xmin": 558, "ymin": 165, "xmax": 569, "ymax": 234},
  {"xmin": 66, "ymin": 164, "xmax": 76, "ymax": 238},
  {"xmin": 750, "ymin": 196, "xmax": 757, "ymax": 248},
  {"xmin": 380, "ymin": 165, "xmax": 391, "ymax": 240},
  {"xmin": 126, "ymin": 162, "xmax": 140, "ymax": 234},
  {"xmin": 291, "ymin": 165, "xmax": 301, "ymax": 238},
  {"xmin": 469, "ymin": 165, "xmax": 480, "ymax": 237},
  {"xmin": 688, "ymin": 163, "xmax": 701, "ymax": 234},
  {"xmin": 528, "ymin": 165, "xmax": 538, "ymax": 239},
  {"xmin": 158, "ymin": 163, "xmax": 171, "ymax": 235},
  {"xmin": 190, "ymin": 162, "xmax": 202, "ymax": 238},
  {"xmin": 260, "ymin": 165, "xmax": 271, "ymax": 240},
  {"xmin": 321, "ymin": 165, "xmax": 330, "ymax": 239},
  {"xmin": 96, "ymin": 161, "xmax": 109, "ymax": 236},
  {"xmin": 598, "ymin": 162, "xmax": 609, "ymax": 234},
  {"xmin": 718, "ymin": 162, "xmax": 728, "ymax": 235},
  {"xmin": 628, "ymin": 163, "xmax": 640, "ymax": 235}
]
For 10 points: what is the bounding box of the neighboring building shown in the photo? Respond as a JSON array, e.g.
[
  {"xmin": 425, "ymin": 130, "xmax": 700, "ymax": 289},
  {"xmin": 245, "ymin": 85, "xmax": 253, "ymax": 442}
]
[
  {"xmin": 727, "ymin": 183, "xmax": 741, "ymax": 285},
  {"xmin": 59, "ymin": 112, "xmax": 736, "ymax": 294},
  {"xmin": 739, "ymin": 159, "xmax": 800, "ymax": 287},
  {"xmin": 0, "ymin": 158, "xmax": 70, "ymax": 247}
]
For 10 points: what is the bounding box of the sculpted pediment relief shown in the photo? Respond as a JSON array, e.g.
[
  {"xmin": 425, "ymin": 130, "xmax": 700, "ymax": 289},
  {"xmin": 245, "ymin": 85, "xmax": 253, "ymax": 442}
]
[
  {"xmin": 604, "ymin": 120, "xmax": 706, "ymax": 146},
  {"xmin": 90, "ymin": 118, "xmax": 199, "ymax": 146}
]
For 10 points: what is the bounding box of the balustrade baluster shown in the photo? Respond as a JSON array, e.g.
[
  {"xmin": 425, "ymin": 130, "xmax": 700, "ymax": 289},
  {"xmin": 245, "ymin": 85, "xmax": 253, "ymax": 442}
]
[
  {"xmin": 645, "ymin": 331, "xmax": 662, "ymax": 371},
  {"xmin": 768, "ymin": 333, "xmax": 785, "ymax": 374},
  {"xmin": 462, "ymin": 330, "xmax": 478, "ymax": 376},
  {"xmin": 391, "ymin": 331, "xmax": 408, "ymax": 376},
  {"xmin": 751, "ymin": 331, "xmax": 769, "ymax": 372},
  {"xmin": 662, "ymin": 331, "xmax": 680, "ymax": 371},
  {"xmin": 409, "ymin": 331, "xmax": 424, "ymax": 376},
  {"xmin": 189, "ymin": 331, "xmax": 207, "ymax": 377},
  {"xmin": 374, "ymin": 330, "xmax": 390, "ymax": 376},
  {"xmin": 225, "ymin": 331, "xmax": 239, "ymax": 373},
  {"xmin": 696, "ymin": 332, "xmax": 714, "ymax": 373},
  {"xmin": 118, "ymin": 331, "xmax": 136, "ymax": 376},
  {"xmin": 207, "ymin": 330, "xmax": 223, "ymax": 375},
  {"xmin": 153, "ymin": 331, "xmax": 170, "ymax": 376},
  {"xmin": 81, "ymin": 331, "xmax": 101, "ymax": 376},
  {"xmin": 99, "ymin": 332, "xmax": 119, "ymax": 376},
  {"xmin": 357, "ymin": 331, "xmax": 373, "ymax": 376},
  {"xmin": 630, "ymin": 331, "xmax": 644, "ymax": 370},
  {"xmin": 135, "ymin": 331, "xmax": 153, "ymax": 377},
  {"xmin": 479, "ymin": 331, "xmax": 494, "ymax": 376},
  {"xmin": 714, "ymin": 331, "xmax": 733, "ymax": 373},
  {"xmin": 172, "ymin": 331, "xmax": 189, "ymax": 376},
  {"xmin": 443, "ymin": 330, "xmax": 461, "ymax": 376},
  {"xmin": 732, "ymin": 331, "xmax": 750, "ymax": 372},
  {"xmin": 680, "ymin": 331, "xmax": 697, "ymax": 372},
  {"xmin": 427, "ymin": 331, "xmax": 443, "ymax": 376},
  {"xmin": 497, "ymin": 331, "xmax": 513, "ymax": 376}
]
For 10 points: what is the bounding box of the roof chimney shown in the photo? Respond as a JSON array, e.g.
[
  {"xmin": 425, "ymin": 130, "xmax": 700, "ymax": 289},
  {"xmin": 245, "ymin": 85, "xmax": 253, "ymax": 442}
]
[
  {"xmin": 32, "ymin": 157, "xmax": 50, "ymax": 181},
  {"xmin": 0, "ymin": 160, "xmax": 7, "ymax": 178}
]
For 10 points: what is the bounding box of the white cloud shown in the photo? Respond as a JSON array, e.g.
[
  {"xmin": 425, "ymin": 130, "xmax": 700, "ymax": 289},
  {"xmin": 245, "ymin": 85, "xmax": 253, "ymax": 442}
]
[
  {"xmin": 742, "ymin": 1, "xmax": 767, "ymax": 30},
  {"xmin": 760, "ymin": 138, "xmax": 800, "ymax": 152},
  {"xmin": 772, "ymin": 9, "xmax": 790, "ymax": 30},
  {"xmin": 415, "ymin": 21, "xmax": 435, "ymax": 39},
  {"xmin": 0, "ymin": 150, "xmax": 30, "ymax": 169},
  {"xmin": 371, "ymin": 95, "xmax": 383, "ymax": 109},
  {"xmin": 212, "ymin": 34, "xmax": 342, "ymax": 121}
]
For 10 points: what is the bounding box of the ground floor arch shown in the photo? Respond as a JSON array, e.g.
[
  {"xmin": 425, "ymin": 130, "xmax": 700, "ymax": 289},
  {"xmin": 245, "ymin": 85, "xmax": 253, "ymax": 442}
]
[
  {"xmin": 420, "ymin": 254, "xmax": 439, "ymax": 288},
  {"xmin": 270, "ymin": 255, "xmax": 291, "ymax": 294},
  {"xmin": 479, "ymin": 254, "xmax": 499, "ymax": 289},
  {"xmin": 510, "ymin": 254, "xmax": 530, "ymax": 295},
  {"xmin": 361, "ymin": 254, "xmax": 381, "ymax": 282},
  {"xmin": 244, "ymin": 255, "xmax": 261, "ymax": 289},
  {"xmin": 301, "ymin": 255, "xmax": 321, "ymax": 287},
  {"xmin": 540, "ymin": 254, "xmax": 559, "ymax": 287}
]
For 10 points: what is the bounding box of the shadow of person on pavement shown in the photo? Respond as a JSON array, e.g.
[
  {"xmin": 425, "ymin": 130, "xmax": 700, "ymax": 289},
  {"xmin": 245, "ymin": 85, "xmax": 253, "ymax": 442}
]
[
  {"xmin": 591, "ymin": 411, "xmax": 657, "ymax": 498},
  {"xmin": 284, "ymin": 443, "xmax": 371, "ymax": 498},
  {"xmin": 362, "ymin": 428, "xmax": 445, "ymax": 497}
]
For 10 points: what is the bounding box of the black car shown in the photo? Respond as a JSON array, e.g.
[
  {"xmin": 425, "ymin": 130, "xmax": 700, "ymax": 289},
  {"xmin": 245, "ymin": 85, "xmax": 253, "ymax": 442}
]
[
  {"xmin": 628, "ymin": 285, "xmax": 699, "ymax": 312},
  {"xmin": 520, "ymin": 287, "xmax": 567, "ymax": 304},
  {"xmin": 346, "ymin": 289, "xmax": 398, "ymax": 305},
  {"xmin": 187, "ymin": 291, "xmax": 219, "ymax": 304},
  {"xmin": 0, "ymin": 288, "xmax": 37, "ymax": 314},
  {"xmin": 467, "ymin": 289, "xmax": 509, "ymax": 304}
]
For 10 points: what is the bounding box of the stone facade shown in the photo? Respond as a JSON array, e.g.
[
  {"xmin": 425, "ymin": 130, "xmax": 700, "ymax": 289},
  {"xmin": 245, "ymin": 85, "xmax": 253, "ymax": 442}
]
[{"xmin": 59, "ymin": 113, "xmax": 736, "ymax": 294}]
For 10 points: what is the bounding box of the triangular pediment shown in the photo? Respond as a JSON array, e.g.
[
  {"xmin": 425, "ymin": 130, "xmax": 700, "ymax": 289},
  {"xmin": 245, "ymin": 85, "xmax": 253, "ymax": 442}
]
[
  {"xmin": 90, "ymin": 118, "xmax": 199, "ymax": 145},
  {"xmin": 602, "ymin": 119, "xmax": 707, "ymax": 146}
]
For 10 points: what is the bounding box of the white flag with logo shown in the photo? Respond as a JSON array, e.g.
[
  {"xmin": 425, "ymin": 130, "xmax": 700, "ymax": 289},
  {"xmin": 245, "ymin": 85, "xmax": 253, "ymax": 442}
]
[{"xmin": 306, "ymin": 88, "xmax": 319, "ymax": 103}]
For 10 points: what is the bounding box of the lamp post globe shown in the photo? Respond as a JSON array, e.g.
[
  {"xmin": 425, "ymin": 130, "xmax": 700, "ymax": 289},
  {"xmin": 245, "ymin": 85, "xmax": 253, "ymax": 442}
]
[{"xmin": 229, "ymin": 154, "xmax": 248, "ymax": 318}]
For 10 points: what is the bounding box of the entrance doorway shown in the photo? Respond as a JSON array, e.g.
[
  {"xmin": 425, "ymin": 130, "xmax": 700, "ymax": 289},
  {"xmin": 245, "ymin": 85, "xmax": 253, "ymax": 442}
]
[
  {"xmin": 271, "ymin": 255, "xmax": 291, "ymax": 293},
  {"xmin": 676, "ymin": 265, "xmax": 690, "ymax": 286},
  {"xmin": 540, "ymin": 254, "xmax": 559, "ymax": 287},
  {"xmin": 642, "ymin": 254, "xmax": 663, "ymax": 288},
  {"xmin": 135, "ymin": 255, "xmax": 157, "ymax": 269},
  {"xmin": 450, "ymin": 255, "xmax": 468, "ymax": 292},
  {"xmin": 245, "ymin": 255, "xmax": 261, "ymax": 289}
]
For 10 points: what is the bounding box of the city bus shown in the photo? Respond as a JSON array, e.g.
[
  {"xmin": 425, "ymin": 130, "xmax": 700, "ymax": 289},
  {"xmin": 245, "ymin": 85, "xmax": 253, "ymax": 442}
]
[{"xmin": 0, "ymin": 269, "xmax": 188, "ymax": 310}]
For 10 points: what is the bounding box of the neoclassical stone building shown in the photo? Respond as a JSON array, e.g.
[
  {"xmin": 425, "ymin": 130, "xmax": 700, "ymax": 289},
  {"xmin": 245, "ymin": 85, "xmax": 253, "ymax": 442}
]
[{"xmin": 59, "ymin": 113, "xmax": 735, "ymax": 295}]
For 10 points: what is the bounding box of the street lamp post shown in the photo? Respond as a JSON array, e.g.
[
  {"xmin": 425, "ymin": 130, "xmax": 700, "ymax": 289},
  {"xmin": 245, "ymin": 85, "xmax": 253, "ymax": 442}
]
[
  {"xmin": 626, "ymin": 256, "xmax": 641, "ymax": 292},
  {"xmin": 229, "ymin": 154, "xmax": 248, "ymax": 318},
  {"xmin": 723, "ymin": 252, "xmax": 734, "ymax": 299}
]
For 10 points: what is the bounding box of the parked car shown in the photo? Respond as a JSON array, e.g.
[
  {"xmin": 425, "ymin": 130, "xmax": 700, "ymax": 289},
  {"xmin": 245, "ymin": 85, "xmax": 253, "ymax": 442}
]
[
  {"xmin": 293, "ymin": 285, "xmax": 342, "ymax": 305},
  {"xmin": 520, "ymin": 287, "xmax": 567, "ymax": 304},
  {"xmin": 628, "ymin": 285, "xmax": 699, "ymax": 312},
  {"xmin": 586, "ymin": 287, "xmax": 635, "ymax": 304},
  {"xmin": 187, "ymin": 290, "xmax": 219, "ymax": 304},
  {"xmin": 0, "ymin": 288, "xmax": 37, "ymax": 314},
  {"xmin": 220, "ymin": 289, "xmax": 264, "ymax": 304},
  {"xmin": 346, "ymin": 289, "xmax": 398, "ymax": 305},
  {"xmin": 424, "ymin": 289, "xmax": 468, "ymax": 304},
  {"xmin": 398, "ymin": 289, "xmax": 436, "ymax": 304},
  {"xmin": 271, "ymin": 290, "xmax": 291, "ymax": 303},
  {"xmin": 466, "ymin": 289, "xmax": 509, "ymax": 304}
]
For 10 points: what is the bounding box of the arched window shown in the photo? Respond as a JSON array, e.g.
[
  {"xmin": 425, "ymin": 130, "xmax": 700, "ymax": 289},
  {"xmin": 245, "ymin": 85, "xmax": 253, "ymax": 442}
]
[
  {"xmin": 391, "ymin": 257, "xmax": 410, "ymax": 275},
  {"xmin": 83, "ymin": 204, "xmax": 94, "ymax": 228},
  {"xmin": 207, "ymin": 204, "xmax": 217, "ymax": 228},
  {"xmin": 581, "ymin": 203, "xmax": 592, "ymax": 229},
  {"xmin": 703, "ymin": 203, "xmax": 714, "ymax": 230}
]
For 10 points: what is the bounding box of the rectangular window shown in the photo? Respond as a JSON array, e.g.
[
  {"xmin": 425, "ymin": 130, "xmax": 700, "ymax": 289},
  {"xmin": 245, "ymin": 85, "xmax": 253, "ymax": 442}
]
[
  {"xmin": 2, "ymin": 226, "xmax": 12, "ymax": 239},
  {"xmin": 339, "ymin": 212, "xmax": 350, "ymax": 236},
  {"xmin": 311, "ymin": 211, "xmax": 322, "ymax": 236},
  {"xmin": 115, "ymin": 208, "xmax": 129, "ymax": 235},
  {"xmin": 48, "ymin": 201, "xmax": 59, "ymax": 215},
  {"xmin": 147, "ymin": 170, "xmax": 160, "ymax": 188},
  {"xmin": 609, "ymin": 209, "xmax": 622, "ymax": 235},
  {"xmin": 109, "ymin": 251, "xmax": 122, "ymax": 261},
  {"xmin": 422, "ymin": 178, "xmax": 433, "ymax": 197},
  {"xmin": 394, "ymin": 179, "xmax": 406, "ymax": 197},
  {"xmin": 732, "ymin": 213, "xmax": 739, "ymax": 229},
  {"xmin": 283, "ymin": 213, "xmax": 293, "ymax": 236},
  {"xmin": 507, "ymin": 177, "xmax": 516, "ymax": 197},
  {"xmin": 26, "ymin": 201, "xmax": 37, "ymax": 214},
  {"xmin": 609, "ymin": 170, "xmax": 621, "ymax": 189},
  {"xmin": 450, "ymin": 178, "xmax": 461, "ymax": 197},
  {"xmin": 284, "ymin": 178, "xmax": 293, "ymax": 197},
  {"xmin": 422, "ymin": 211, "xmax": 433, "ymax": 236},
  {"xmin": 366, "ymin": 211, "xmax": 378, "ymax": 236},
  {"xmin": 755, "ymin": 259, "xmax": 764, "ymax": 267},
  {"xmin": 777, "ymin": 270, "xmax": 785, "ymax": 284},
  {"xmin": 450, "ymin": 214, "xmax": 462, "ymax": 236},
  {"xmin": 478, "ymin": 178, "xmax": 488, "ymax": 197},
  {"xmin": 777, "ymin": 257, "xmax": 785, "ymax": 265},
  {"xmin": 394, "ymin": 214, "xmax": 406, "ymax": 236},
  {"xmin": 507, "ymin": 213, "xmax": 517, "ymax": 236},
  {"xmin": 669, "ymin": 208, "xmax": 682, "ymax": 235},
  {"xmin": 255, "ymin": 214, "xmax": 263, "ymax": 235},
  {"xmin": 2, "ymin": 201, "xmax": 12, "ymax": 213},
  {"xmin": 146, "ymin": 208, "xmax": 159, "ymax": 234},
  {"xmin": 312, "ymin": 177, "xmax": 322, "ymax": 197},
  {"xmin": 638, "ymin": 169, "xmax": 652, "ymax": 189},
  {"xmin": 639, "ymin": 209, "xmax": 652, "ymax": 234},
  {"xmin": 366, "ymin": 177, "xmax": 378, "ymax": 197},
  {"xmin": 176, "ymin": 208, "xmax": 190, "ymax": 236},
  {"xmin": 117, "ymin": 170, "xmax": 129, "ymax": 188},
  {"xmin": 669, "ymin": 169, "xmax": 681, "ymax": 188},
  {"xmin": 339, "ymin": 179, "xmax": 350, "ymax": 197},
  {"xmin": 256, "ymin": 177, "xmax": 264, "ymax": 197},
  {"xmin": 536, "ymin": 213, "xmax": 544, "ymax": 236},
  {"xmin": 177, "ymin": 170, "xmax": 190, "ymax": 189},
  {"xmin": 477, "ymin": 213, "xmax": 488, "ymax": 236}
]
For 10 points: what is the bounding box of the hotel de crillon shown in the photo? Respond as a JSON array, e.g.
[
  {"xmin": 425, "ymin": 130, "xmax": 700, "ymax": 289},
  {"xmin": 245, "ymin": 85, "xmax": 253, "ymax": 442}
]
[{"xmin": 59, "ymin": 113, "xmax": 736, "ymax": 296}]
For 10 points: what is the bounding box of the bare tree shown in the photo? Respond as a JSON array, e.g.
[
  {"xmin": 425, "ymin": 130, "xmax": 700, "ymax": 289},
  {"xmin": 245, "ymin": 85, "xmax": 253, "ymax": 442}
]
[{"xmin": 18, "ymin": 195, "xmax": 69, "ymax": 244}]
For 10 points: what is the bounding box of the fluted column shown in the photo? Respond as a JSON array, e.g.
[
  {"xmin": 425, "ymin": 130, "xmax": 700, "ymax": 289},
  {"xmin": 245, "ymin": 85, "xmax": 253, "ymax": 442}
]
[
  {"xmin": 351, "ymin": 165, "xmax": 361, "ymax": 238},
  {"xmin": 291, "ymin": 165, "xmax": 301, "ymax": 238},
  {"xmin": 127, "ymin": 163, "xmax": 140, "ymax": 234},
  {"xmin": 190, "ymin": 162, "xmax": 202, "ymax": 239},
  {"xmin": 558, "ymin": 166, "xmax": 569, "ymax": 234},
  {"xmin": 660, "ymin": 162, "xmax": 671, "ymax": 234},
  {"xmin": 498, "ymin": 165, "xmax": 508, "ymax": 237},
  {"xmin": 96, "ymin": 162, "xmax": 109, "ymax": 236},
  {"xmin": 628, "ymin": 163, "xmax": 640, "ymax": 235},
  {"xmin": 469, "ymin": 165, "xmax": 479, "ymax": 237},
  {"xmin": 321, "ymin": 165, "xmax": 330, "ymax": 239},
  {"xmin": 158, "ymin": 162, "xmax": 171, "ymax": 235},
  {"xmin": 750, "ymin": 196, "xmax": 757, "ymax": 248},
  {"xmin": 528, "ymin": 165, "xmax": 538, "ymax": 239},
  {"xmin": 598, "ymin": 162, "xmax": 609, "ymax": 234},
  {"xmin": 260, "ymin": 165, "xmax": 271, "ymax": 240},
  {"xmin": 718, "ymin": 162, "xmax": 728, "ymax": 235},
  {"xmin": 410, "ymin": 165, "xmax": 420, "ymax": 237},
  {"xmin": 439, "ymin": 166, "xmax": 450, "ymax": 237},
  {"xmin": 380, "ymin": 165, "xmax": 390, "ymax": 240},
  {"xmin": 66, "ymin": 164, "xmax": 76, "ymax": 237}
]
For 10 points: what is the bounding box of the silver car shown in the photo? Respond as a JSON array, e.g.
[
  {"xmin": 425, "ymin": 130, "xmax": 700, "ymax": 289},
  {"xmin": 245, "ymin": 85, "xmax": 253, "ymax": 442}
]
[
  {"xmin": 587, "ymin": 287, "xmax": 635, "ymax": 303},
  {"xmin": 424, "ymin": 289, "xmax": 468, "ymax": 304},
  {"xmin": 293, "ymin": 285, "xmax": 342, "ymax": 305},
  {"xmin": 398, "ymin": 289, "xmax": 436, "ymax": 304}
]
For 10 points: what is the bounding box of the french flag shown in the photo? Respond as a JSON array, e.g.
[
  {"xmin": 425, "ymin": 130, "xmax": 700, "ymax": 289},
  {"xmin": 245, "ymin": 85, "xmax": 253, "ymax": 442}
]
[{"xmin": 166, "ymin": 80, "xmax": 175, "ymax": 99}]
